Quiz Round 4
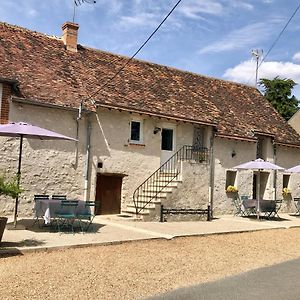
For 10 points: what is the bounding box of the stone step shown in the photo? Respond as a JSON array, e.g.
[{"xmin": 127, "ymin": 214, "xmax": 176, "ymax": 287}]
[
  {"xmin": 137, "ymin": 191, "xmax": 169, "ymax": 198},
  {"xmin": 148, "ymin": 181, "xmax": 180, "ymax": 188},
  {"xmin": 133, "ymin": 197, "xmax": 162, "ymax": 204},
  {"xmin": 127, "ymin": 202, "xmax": 156, "ymax": 209},
  {"xmin": 124, "ymin": 206, "xmax": 154, "ymax": 215},
  {"xmin": 142, "ymin": 186, "xmax": 173, "ymax": 194}
]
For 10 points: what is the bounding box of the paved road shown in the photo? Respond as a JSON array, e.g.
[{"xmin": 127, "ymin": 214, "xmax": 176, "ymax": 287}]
[{"xmin": 146, "ymin": 258, "xmax": 300, "ymax": 300}]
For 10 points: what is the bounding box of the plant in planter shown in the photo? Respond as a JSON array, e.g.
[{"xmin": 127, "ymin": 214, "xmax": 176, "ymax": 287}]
[
  {"xmin": 282, "ymin": 187, "xmax": 291, "ymax": 196},
  {"xmin": 0, "ymin": 174, "xmax": 23, "ymax": 242},
  {"xmin": 226, "ymin": 185, "xmax": 238, "ymax": 193}
]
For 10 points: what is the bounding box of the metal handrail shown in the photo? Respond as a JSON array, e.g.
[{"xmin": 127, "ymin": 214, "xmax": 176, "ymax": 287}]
[{"xmin": 132, "ymin": 145, "xmax": 209, "ymax": 215}]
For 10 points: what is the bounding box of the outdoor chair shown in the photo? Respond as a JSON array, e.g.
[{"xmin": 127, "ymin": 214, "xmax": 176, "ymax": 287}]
[
  {"xmin": 55, "ymin": 200, "xmax": 79, "ymax": 233},
  {"xmin": 273, "ymin": 200, "xmax": 282, "ymax": 218},
  {"xmin": 32, "ymin": 194, "xmax": 50, "ymax": 227},
  {"xmin": 238, "ymin": 195, "xmax": 251, "ymax": 216},
  {"xmin": 293, "ymin": 197, "xmax": 300, "ymax": 215},
  {"xmin": 259, "ymin": 200, "xmax": 280, "ymax": 219},
  {"xmin": 76, "ymin": 201, "xmax": 98, "ymax": 232},
  {"xmin": 232, "ymin": 196, "xmax": 244, "ymax": 216}
]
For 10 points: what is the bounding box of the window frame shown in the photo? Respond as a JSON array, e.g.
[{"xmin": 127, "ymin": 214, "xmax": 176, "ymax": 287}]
[{"xmin": 129, "ymin": 118, "xmax": 144, "ymax": 145}]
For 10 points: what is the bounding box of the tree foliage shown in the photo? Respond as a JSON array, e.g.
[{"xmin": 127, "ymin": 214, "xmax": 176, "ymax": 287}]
[
  {"xmin": 0, "ymin": 175, "xmax": 22, "ymax": 199},
  {"xmin": 259, "ymin": 77, "xmax": 299, "ymax": 121}
]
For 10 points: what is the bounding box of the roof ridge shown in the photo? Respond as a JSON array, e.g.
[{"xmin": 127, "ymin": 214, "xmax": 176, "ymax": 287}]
[{"xmin": 0, "ymin": 21, "xmax": 61, "ymax": 41}]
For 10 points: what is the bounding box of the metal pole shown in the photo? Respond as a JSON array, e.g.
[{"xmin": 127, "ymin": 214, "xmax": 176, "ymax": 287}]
[
  {"xmin": 257, "ymin": 170, "xmax": 261, "ymax": 220},
  {"xmin": 13, "ymin": 135, "xmax": 23, "ymax": 227},
  {"xmin": 255, "ymin": 55, "xmax": 259, "ymax": 88}
]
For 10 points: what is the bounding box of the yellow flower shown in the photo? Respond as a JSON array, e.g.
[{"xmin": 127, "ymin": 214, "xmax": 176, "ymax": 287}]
[
  {"xmin": 282, "ymin": 187, "xmax": 291, "ymax": 195},
  {"xmin": 226, "ymin": 185, "xmax": 238, "ymax": 193}
]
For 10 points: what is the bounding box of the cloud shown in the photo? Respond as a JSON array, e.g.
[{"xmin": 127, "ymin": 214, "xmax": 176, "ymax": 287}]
[
  {"xmin": 223, "ymin": 60, "xmax": 300, "ymax": 85},
  {"xmin": 98, "ymin": 0, "xmax": 123, "ymax": 14},
  {"xmin": 177, "ymin": 0, "xmax": 223, "ymax": 19},
  {"xmin": 119, "ymin": 12, "xmax": 158, "ymax": 28},
  {"xmin": 199, "ymin": 21, "xmax": 278, "ymax": 54},
  {"xmin": 231, "ymin": 2, "xmax": 254, "ymax": 11},
  {"xmin": 293, "ymin": 52, "xmax": 300, "ymax": 61}
]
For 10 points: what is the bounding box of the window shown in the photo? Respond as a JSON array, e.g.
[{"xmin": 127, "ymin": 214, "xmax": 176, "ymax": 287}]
[
  {"xmin": 130, "ymin": 120, "xmax": 143, "ymax": 144},
  {"xmin": 225, "ymin": 170, "xmax": 237, "ymax": 189},
  {"xmin": 283, "ymin": 174, "xmax": 290, "ymax": 189},
  {"xmin": 161, "ymin": 128, "xmax": 173, "ymax": 151}
]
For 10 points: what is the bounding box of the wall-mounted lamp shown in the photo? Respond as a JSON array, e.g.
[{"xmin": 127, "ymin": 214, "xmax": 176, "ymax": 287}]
[
  {"xmin": 153, "ymin": 127, "xmax": 161, "ymax": 134},
  {"xmin": 231, "ymin": 150, "xmax": 236, "ymax": 158}
]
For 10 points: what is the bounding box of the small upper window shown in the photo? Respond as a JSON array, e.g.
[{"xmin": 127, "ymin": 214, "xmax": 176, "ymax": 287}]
[{"xmin": 130, "ymin": 120, "xmax": 143, "ymax": 144}]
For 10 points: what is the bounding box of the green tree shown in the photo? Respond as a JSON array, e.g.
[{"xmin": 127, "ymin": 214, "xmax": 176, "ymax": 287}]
[{"xmin": 259, "ymin": 77, "xmax": 299, "ymax": 121}]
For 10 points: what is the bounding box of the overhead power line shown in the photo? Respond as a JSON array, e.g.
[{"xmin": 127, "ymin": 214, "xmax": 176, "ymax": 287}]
[
  {"xmin": 86, "ymin": 0, "xmax": 183, "ymax": 105},
  {"xmin": 258, "ymin": 2, "xmax": 300, "ymax": 69},
  {"xmin": 247, "ymin": 2, "xmax": 300, "ymax": 86}
]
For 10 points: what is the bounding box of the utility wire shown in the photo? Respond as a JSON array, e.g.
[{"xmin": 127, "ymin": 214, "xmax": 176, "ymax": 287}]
[
  {"xmin": 86, "ymin": 0, "xmax": 183, "ymax": 104},
  {"xmin": 259, "ymin": 2, "xmax": 300, "ymax": 69},
  {"xmin": 247, "ymin": 2, "xmax": 300, "ymax": 86}
]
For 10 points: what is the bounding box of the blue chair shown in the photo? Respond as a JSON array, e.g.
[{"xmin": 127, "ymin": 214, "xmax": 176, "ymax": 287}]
[
  {"xmin": 55, "ymin": 200, "xmax": 78, "ymax": 233},
  {"xmin": 76, "ymin": 201, "xmax": 98, "ymax": 232}
]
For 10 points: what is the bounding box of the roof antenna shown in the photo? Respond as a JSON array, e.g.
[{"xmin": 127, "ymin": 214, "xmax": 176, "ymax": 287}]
[
  {"xmin": 72, "ymin": 0, "xmax": 96, "ymax": 23},
  {"xmin": 251, "ymin": 49, "xmax": 263, "ymax": 88}
]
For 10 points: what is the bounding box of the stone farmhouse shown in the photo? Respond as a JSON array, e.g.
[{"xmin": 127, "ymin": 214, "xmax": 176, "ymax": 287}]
[{"xmin": 1, "ymin": 21, "xmax": 300, "ymax": 220}]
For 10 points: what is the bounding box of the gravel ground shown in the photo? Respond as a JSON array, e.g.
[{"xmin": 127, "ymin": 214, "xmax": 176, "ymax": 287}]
[{"xmin": 1, "ymin": 228, "xmax": 300, "ymax": 300}]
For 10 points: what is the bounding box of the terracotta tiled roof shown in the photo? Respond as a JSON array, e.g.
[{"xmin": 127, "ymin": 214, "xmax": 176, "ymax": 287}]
[{"xmin": 1, "ymin": 21, "xmax": 300, "ymax": 145}]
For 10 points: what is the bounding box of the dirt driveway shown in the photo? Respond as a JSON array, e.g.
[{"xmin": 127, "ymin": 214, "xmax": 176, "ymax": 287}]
[{"xmin": 1, "ymin": 228, "xmax": 300, "ymax": 300}]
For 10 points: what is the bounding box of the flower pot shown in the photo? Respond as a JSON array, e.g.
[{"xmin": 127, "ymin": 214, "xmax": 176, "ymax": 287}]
[{"xmin": 0, "ymin": 217, "xmax": 8, "ymax": 242}]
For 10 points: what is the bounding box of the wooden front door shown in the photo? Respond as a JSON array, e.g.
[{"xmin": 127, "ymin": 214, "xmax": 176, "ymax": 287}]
[{"xmin": 95, "ymin": 174, "xmax": 122, "ymax": 215}]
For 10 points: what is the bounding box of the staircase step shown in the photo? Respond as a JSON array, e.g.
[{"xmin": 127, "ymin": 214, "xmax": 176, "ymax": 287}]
[
  {"xmin": 138, "ymin": 191, "xmax": 168, "ymax": 198},
  {"xmin": 143, "ymin": 187, "xmax": 174, "ymax": 193},
  {"xmin": 133, "ymin": 197, "xmax": 162, "ymax": 204},
  {"xmin": 127, "ymin": 202, "xmax": 156, "ymax": 209},
  {"xmin": 149, "ymin": 181, "xmax": 179, "ymax": 188},
  {"xmin": 124, "ymin": 206, "xmax": 154, "ymax": 215}
]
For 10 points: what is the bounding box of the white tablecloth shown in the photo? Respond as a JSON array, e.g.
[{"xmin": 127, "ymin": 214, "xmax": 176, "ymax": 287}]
[{"xmin": 34, "ymin": 200, "xmax": 91, "ymax": 224}]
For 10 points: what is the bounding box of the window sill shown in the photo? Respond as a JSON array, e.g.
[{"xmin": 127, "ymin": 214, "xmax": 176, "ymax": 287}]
[{"xmin": 126, "ymin": 142, "xmax": 146, "ymax": 147}]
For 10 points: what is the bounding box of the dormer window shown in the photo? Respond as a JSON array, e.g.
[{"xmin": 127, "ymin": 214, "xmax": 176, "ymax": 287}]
[{"xmin": 130, "ymin": 119, "xmax": 143, "ymax": 144}]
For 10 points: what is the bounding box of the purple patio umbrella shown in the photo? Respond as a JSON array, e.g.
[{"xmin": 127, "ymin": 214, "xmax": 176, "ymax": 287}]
[
  {"xmin": 234, "ymin": 158, "xmax": 284, "ymax": 219},
  {"xmin": 285, "ymin": 165, "xmax": 300, "ymax": 173},
  {"xmin": 0, "ymin": 122, "xmax": 77, "ymax": 227}
]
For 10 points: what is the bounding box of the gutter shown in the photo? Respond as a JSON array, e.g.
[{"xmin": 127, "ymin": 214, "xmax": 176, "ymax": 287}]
[
  {"xmin": 84, "ymin": 114, "xmax": 92, "ymax": 201},
  {"xmin": 96, "ymin": 103, "xmax": 217, "ymax": 127},
  {"xmin": 12, "ymin": 96, "xmax": 93, "ymax": 113}
]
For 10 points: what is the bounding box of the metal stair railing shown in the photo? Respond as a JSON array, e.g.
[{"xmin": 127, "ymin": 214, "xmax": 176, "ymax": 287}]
[{"xmin": 132, "ymin": 145, "xmax": 209, "ymax": 215}]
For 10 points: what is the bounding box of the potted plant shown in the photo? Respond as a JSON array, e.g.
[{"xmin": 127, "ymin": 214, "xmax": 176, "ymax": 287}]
[
  {"xmin": 226, "ymin": 185, "xmax": 238, "ymax": 193},
  {"xmin": 0, "ymin": 174, "xmax": 22, "ymax": 242},
  {"xmin": 282, "ymin": 187, "xmax": 292, "ymax": 201}
]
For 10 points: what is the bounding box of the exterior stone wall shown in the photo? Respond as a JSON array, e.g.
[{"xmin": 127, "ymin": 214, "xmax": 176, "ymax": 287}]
[
  {"xmin": 1, "ymin": 101, "xmax": 300, "ymax": 218},
  {"xmin": 162, "ymin": 161, "xmax": 210, "ymax": 208}
]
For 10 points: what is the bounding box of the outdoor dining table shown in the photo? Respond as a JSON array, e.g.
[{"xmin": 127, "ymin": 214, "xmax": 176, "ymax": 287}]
[
  {"xmin": 242, "ymin": 199, "xmax": 276, "ymax": 216},
  {"xmin": 34, "ymin": 199, "xmax": 91, "ymax": 224}
]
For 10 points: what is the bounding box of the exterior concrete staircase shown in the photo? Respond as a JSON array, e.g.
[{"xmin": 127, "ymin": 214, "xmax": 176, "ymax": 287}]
[
  {"xmin": 124, "ymin": 172, "xmax": 182, "ymax": 218},
  {"xmin": 123, "ymin": 145, "xmax": 209, "ymax": 220}
]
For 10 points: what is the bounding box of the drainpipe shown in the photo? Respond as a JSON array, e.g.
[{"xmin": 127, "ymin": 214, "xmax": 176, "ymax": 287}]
[
  {"xmin": 209, "ymin": 128, "xmax": 215, "ymax": 218},
  {"xmin": 273, "ymin": 142, "xmax": 277, "ymax": 200},
  {"xmin": 73, "ymin": 101, "xmax": 83, "ymax": 169},
  {"xmin": 84, "ymin": 114, "xmax": 92, "ymax": 201}
]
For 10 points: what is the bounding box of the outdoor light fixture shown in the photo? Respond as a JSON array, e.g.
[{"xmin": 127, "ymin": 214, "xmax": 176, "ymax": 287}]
[
  {"xmin": 153, "ymin": 127, "xmax": 161, "ymax": 134},
  {"xmin": 231, "ymin": 150, "xmax": 236, "ymax": 158}
]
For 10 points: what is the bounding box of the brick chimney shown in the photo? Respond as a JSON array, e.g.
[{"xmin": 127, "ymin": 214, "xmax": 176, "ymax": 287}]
[{"xmin": 62, "ymin": 22, "xmax": 79, "ymax": 52}]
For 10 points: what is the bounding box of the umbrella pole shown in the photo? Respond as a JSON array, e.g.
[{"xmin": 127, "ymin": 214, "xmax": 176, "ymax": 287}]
[
  {"xmin": 13, "ymin": 135, "xmax": 23, "ymax": 228},
  {"xmin": 257, "ymin": 171, "xmax": 261, "ymax": 220}
]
